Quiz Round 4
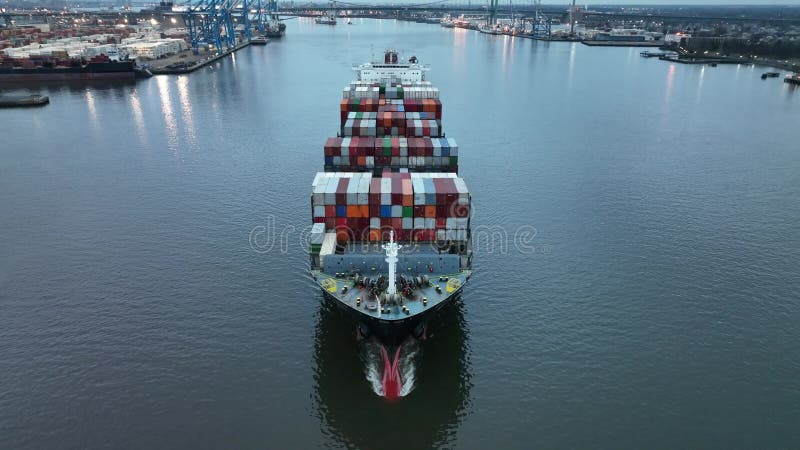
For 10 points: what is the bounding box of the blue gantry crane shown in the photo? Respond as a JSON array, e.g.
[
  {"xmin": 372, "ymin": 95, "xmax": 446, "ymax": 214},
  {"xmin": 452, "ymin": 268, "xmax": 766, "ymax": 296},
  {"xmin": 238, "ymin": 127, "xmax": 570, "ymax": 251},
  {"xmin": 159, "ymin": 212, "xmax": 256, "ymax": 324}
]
[{"xmin": 183, "ymin": 0, "xmax": 256, "ymax": 54}]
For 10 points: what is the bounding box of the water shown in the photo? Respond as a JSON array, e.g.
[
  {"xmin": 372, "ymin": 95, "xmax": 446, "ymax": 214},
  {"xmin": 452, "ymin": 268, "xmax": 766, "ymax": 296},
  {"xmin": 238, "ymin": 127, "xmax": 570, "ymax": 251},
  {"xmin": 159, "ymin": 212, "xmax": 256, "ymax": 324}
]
[{"xmin": 2, "ymin": 19, "xmax": 799, "ymax": 449}]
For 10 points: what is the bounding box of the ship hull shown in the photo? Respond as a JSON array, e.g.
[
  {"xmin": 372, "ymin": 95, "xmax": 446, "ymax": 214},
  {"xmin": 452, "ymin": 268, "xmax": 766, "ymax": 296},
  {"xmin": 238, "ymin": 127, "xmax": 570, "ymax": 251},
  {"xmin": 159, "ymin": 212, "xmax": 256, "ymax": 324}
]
[
  {"xmin": 0, "ymin": 62, "xmax": 138, "ymax": 83},
  {"xmin": 0, "ymin": 72, "xmax": 136, "ymax": 82},
  {"xmin": 319, "ymin": 283, "xmax": 463, "ymax": 346}
]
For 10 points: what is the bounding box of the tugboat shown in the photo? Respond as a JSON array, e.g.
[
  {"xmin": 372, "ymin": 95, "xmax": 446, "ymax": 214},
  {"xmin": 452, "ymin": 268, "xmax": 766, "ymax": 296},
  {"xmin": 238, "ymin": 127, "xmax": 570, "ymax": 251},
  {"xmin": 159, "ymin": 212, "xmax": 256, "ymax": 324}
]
[{"xmin": 309, "ymin": 50, "xmax": 472, "ymax": 347}]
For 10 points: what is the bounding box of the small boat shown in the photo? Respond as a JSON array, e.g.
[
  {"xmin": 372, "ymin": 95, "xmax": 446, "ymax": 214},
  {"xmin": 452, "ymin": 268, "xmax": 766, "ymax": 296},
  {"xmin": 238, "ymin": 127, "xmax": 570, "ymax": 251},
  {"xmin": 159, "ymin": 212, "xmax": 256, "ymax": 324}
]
[
  {"xmin": 315, "ymin": 13, "xmax": 337, "ymax": 25},
  {"xmin": 0, "ymin": 94, "xmax": 49, "ymax": 107},
  {"xmin": 347, "ymin": 18, "xmax": 353, "ymax": 25},
  {"xmin": 761, "ymin": 72, "xmax": 780, "ymax": 79},
  {"xmin": 250, "ymin": 35, "xmax": 269, "ymax": 45}
]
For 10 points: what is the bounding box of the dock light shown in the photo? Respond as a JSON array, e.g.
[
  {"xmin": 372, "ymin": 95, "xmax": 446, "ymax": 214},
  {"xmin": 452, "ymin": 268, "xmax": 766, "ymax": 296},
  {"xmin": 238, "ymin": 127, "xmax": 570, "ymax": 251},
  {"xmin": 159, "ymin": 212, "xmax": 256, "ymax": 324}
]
[
  {"xmin": 171, "ymin": 17, "xmax": 177, "ymax": 24},
  {"xmin": 150, "ymin": 18, "xmax": 158, "ymax": 25}
]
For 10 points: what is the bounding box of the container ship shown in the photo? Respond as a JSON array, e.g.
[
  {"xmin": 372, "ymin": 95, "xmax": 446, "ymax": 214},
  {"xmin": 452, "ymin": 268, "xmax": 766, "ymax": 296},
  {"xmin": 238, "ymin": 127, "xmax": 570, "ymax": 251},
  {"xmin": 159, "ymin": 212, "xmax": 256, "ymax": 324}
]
[
  {"xmin": 309, "ymin": 51, "xmax": 472, "ymax": 348},
  {"xmin": 0, "ymin": 55, "xmax": 150, "ymax": 82}
]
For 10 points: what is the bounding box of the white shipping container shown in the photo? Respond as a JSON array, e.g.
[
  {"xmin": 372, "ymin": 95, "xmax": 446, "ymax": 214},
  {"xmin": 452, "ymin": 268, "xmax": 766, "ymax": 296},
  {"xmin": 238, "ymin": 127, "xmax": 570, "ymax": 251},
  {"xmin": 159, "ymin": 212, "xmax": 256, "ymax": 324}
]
[
  {"xmin": 346, "ymin": 174, "xmax": 360, "ymax": 204},
  {"xmin": 324, "ymin": 176, "xmax": 338, "ymax": 205},
  {"xmin": 380, "ymin": 178, "xmax": 392, "ymax": 205},
  {"xmin": 358, "ymin": 177, "xmax": 371, "ymax": 204}
]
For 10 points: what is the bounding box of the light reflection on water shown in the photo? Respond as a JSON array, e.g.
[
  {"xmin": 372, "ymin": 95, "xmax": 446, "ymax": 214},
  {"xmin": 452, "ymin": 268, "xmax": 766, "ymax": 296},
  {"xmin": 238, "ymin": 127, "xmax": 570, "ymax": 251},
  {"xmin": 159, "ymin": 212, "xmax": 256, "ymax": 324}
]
[{"xmin": 155, "ymin": 75, "xmax": 178, "ymax": 156}]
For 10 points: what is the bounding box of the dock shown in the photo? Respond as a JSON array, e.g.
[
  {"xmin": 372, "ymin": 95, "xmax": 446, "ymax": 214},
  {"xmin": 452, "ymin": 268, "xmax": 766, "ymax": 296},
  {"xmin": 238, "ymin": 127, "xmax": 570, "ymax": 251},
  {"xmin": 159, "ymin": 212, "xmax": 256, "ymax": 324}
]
[
  {"xmin": 658, "ymin": 56, "xmax": 752, "ymax": 65},
  {"xmin": 581, "ymin": 40, "xmax": 664, "ymax": 47},
  {"xmin": 0, "ymin": 94, "xmax": 49, "ymax": 107},
  {"xmin": 148, "ymin": 41, "xmax": 254, "ymax": 75},
  {"xmin": 640, "ymin": 51, "xmax": 677, "ymax": 58}
]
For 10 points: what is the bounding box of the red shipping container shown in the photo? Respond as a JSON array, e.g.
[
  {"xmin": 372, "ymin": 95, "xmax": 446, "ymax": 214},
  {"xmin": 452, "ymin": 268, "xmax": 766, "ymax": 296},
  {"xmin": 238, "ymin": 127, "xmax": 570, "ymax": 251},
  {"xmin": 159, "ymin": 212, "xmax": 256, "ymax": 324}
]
[
  {"xmin": 369, "ymin": 180, "xmax": 381, "ymax": 205},
  {"xmin": 391, "ymin": 176, "xmax": 402, "ymax": 204},
  {"xmin": 336, "ymin": 178, "xmax": 349, "ymax": 204}
]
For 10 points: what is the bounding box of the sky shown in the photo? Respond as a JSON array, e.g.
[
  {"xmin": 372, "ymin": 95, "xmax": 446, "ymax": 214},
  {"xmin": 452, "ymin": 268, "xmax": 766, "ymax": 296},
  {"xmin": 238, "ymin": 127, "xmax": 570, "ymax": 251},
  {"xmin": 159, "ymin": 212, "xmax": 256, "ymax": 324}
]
[{"xmin": 386, "ymin": 1, "xmax": 800, "ymax": 5}]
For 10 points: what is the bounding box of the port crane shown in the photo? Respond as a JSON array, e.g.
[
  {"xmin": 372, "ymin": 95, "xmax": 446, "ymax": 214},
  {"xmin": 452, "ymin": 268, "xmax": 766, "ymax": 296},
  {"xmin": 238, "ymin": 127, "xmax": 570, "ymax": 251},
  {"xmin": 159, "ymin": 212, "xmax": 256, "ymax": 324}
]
[{"xmin": 182, "ymin": 0, "xmax": 260, "ymax": 54}]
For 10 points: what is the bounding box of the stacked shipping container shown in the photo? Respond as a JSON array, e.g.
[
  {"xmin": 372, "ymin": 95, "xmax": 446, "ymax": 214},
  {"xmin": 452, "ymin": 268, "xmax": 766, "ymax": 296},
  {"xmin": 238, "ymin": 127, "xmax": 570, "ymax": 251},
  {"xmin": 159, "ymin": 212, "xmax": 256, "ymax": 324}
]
[
  {"xmin": 311, "ymin": 171, "xmax": 470, "ymax": 243},
  {"xmin": 323, "ymin": 137, "xmax": 459, "ymax": 172},
  {"xmin": 315, "ymin": 75, "xmax": 468, "ymax": 244}
]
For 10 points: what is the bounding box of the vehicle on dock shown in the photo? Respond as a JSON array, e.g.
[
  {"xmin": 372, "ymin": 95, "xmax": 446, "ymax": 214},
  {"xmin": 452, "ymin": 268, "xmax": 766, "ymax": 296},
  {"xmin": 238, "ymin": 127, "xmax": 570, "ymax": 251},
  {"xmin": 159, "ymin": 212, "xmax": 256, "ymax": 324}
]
[{"xmin": 309, "ymin": 50, "xmax": 472, "ymax": 348}]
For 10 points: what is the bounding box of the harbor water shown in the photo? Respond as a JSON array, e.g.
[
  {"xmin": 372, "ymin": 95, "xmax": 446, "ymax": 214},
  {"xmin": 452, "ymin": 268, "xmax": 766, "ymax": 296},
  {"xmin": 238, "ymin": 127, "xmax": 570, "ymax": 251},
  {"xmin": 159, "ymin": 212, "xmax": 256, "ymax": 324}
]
[{"xmin": 1, "ymin": 19, "xmax": 799, "ymax": 449}]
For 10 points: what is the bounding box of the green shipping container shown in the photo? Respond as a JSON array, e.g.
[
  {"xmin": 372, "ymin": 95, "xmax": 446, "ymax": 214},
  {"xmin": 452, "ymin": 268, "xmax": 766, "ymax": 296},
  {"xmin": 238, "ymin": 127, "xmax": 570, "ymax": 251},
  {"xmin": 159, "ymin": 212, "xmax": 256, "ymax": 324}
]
[
  {"xmin": 403, "ymin": 206, "xmax": 413, "ymax": 218},
  {"xmin": 450, "ymin": 156, "xmax": 458, "ymax": 165}
]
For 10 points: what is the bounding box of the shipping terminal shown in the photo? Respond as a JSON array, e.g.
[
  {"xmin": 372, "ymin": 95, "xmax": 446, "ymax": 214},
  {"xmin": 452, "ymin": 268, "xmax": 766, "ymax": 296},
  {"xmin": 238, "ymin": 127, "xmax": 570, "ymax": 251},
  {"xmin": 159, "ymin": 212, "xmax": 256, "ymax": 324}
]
[{"xmin": 309, "ymin": 51, "xmax": 472, "ymax": 357}]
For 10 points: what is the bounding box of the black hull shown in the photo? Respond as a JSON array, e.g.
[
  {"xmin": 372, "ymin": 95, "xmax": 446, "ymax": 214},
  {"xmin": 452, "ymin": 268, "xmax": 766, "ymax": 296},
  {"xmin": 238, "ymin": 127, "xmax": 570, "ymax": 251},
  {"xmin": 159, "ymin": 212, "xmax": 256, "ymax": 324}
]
[{"xmin": 320, "ymin": 287, "xmax": 460, "ymax": 346}]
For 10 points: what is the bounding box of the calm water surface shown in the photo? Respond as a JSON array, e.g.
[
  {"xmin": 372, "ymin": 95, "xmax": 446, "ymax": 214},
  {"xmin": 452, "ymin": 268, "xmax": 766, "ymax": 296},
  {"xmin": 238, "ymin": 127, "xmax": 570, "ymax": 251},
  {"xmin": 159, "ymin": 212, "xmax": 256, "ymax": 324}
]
[{"xmin": 1, "ymin": 19, "xmax": 799, "ymax": 449}]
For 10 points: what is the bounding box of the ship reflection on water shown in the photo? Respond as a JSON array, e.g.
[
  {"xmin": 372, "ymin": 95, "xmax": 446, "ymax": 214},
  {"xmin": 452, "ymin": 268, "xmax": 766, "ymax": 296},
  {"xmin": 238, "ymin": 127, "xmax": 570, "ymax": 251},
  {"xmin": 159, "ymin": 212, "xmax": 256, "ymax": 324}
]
[{"xmin": 312, "ymin": 298, "xmax": 472, "ymax": 449}]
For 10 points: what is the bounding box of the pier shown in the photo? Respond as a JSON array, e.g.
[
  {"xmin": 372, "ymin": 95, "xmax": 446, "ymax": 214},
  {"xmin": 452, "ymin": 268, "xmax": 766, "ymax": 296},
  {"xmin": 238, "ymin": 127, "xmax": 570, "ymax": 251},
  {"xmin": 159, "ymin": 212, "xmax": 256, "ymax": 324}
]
[{"xmin": 148, "ymin": 41, "xmax": 254, "ymax": 75}]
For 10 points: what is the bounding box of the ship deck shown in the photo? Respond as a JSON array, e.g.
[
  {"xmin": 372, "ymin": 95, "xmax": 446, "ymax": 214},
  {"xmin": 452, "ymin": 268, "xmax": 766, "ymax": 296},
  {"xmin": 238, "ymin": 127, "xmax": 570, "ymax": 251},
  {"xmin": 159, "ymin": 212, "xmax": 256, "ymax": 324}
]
[{"xmin": 311, "ymin": 268, "xmax": 470, "ymax": 322}]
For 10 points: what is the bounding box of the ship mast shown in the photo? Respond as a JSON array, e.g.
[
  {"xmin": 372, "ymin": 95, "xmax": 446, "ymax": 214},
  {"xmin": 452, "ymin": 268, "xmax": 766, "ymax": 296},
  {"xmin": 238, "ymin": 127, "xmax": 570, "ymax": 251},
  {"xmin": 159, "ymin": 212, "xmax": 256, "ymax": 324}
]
[{"xmin": 382, "ymin": 231, "xmax": 402, "ymax": 296}]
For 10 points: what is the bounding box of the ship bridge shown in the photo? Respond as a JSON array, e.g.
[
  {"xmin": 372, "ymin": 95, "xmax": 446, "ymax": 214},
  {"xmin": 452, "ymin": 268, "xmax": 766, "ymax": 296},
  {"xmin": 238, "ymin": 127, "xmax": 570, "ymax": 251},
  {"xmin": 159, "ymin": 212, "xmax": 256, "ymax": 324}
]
[{"xmin": 355, "ymin": 50, "xmax": 429, "ymax": 84}]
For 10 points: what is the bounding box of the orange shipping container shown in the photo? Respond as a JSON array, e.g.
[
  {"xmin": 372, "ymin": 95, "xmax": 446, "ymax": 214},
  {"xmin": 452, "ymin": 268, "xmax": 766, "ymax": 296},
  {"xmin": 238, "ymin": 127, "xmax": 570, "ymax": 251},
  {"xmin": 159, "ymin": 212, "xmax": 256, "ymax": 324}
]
[{"xmin": 369, "ymin": 229, "xmax": 381, "ymax": 242}]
